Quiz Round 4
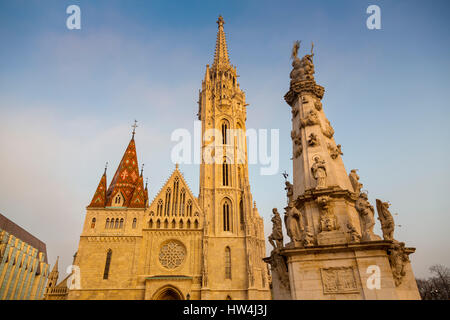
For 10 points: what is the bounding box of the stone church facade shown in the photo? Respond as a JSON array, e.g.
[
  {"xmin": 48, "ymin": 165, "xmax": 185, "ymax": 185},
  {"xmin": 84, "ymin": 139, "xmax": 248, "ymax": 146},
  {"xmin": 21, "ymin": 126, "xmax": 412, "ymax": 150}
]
[{"xmin": 66, "ymin": 16, "xmax": 271, "ymax": 300}]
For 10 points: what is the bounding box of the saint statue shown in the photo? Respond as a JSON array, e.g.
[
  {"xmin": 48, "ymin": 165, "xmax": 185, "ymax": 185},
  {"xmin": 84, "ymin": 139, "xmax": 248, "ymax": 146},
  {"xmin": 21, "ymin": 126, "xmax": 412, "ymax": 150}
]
[
  {"xmin": 349, "ymin": 169, "xmax": 363, "ymax": 195},
  {"xmin": 268, "ymin": 208, "xmax": 284, "ymax": 250},
  {"xmin": 284, "ymin": 181, "xmax": 293, "ymax": 203},
  {"xmin": 284, "ymin": 201, "xmax": 304, "ymax": 244},
  {"xmin": 376, "ymin": 199, "xmax": 395, "ymax": 241},
  {"xmin": 355, "ymin": 193, "xmax": 380, "ymax": 241},
  {"xmin": 311, "ymin": 157, "xmax": 327, "ymax": 189}
]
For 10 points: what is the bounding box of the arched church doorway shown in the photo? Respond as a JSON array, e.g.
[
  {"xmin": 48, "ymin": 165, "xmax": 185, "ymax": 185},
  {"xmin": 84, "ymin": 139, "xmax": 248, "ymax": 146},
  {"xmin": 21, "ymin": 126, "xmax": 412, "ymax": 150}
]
[{"xmin": 152, "ymin": 285, "xmax": 184, "ymax": 300}]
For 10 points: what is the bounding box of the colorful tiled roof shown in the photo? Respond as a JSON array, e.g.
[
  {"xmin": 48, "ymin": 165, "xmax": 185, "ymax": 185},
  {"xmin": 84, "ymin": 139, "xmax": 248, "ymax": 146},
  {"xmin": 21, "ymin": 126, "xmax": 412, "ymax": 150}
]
[{"xmin": 105, "ymin": 137, "xmax": 141, "ymax": 207}]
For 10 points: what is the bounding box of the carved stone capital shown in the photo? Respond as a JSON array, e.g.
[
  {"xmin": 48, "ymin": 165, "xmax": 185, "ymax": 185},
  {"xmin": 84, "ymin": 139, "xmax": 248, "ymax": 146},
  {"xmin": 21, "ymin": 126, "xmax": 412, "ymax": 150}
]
[{"xmin": 284, "ymin": 80, "xmax": 325, "ymax": 106}]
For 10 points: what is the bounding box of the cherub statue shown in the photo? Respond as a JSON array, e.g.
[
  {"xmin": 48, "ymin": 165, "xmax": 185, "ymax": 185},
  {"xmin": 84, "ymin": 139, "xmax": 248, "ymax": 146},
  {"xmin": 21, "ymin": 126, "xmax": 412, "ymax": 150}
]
[
  {"xmin": 376, "ymin": 199, "xmax": 395, "ymax": 241},
  {"xmin": 308, "ymin": 133, "xmax": 319, "ymax": 146}
]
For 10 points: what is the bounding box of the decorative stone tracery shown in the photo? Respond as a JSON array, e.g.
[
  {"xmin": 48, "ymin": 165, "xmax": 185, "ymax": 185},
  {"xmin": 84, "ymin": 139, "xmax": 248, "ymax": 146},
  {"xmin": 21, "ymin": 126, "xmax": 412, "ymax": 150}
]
[{"xmin": 159, "ymin": 240, "xmax": 186, "ymax": 269}]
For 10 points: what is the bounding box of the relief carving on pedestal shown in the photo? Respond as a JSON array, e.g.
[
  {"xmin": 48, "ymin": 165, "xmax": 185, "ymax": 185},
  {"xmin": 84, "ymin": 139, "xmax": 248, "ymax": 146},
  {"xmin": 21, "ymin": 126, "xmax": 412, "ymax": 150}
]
[
  {"xmin": 321, "ymin": 267, "xmax": 358, "ymax": 294},
  {"xmin": 317, "ymin": 196, "xmax": 339, "ymax": 232}
]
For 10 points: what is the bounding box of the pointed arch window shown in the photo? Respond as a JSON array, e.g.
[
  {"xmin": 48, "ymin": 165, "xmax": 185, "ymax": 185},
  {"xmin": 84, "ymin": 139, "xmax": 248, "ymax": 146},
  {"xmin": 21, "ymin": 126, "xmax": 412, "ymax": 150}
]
[
  {"xmin": 114, "ymin": 193, "xmax": 123, "ymax": 206},
  {"xmin": 194, "ymin": 220, "xmax": 199, "ymax": 229},
  {"xmin": 156, "ymin": 219, "xmax": 160, "ymax": 228},
  {"xmin": 225, "ymin": 247, "xmax": 231, "ymax": 279},
  {"xmin": 171, "ymin": 219, "xmax": 176, "ymax": 229},
  {"xmin": 119, "ymin": 218, "xmax": 124, "ymax": 229},
  {"xmin": 164, "ymin": 188, "xmax": 171, "ymax": 216},
  {"xmin": 103, "ymin": 249, "xmax": 112, "ymax": 279},
  {"xmin": 105, "ymin": 218, "xmax": 110, "ymax": 229},
  {"xmin": 221, "ymin": 120, "xmax": 229, "ymax": 145},
  {"xmin": 91, "ymin": 218, "xmax": 96, "ymax": 228},
  {"xmin": 114, "ymin": 218, "xmax": 119, "ymax": 229},
  {"xmin": 239, "ymin": 199, "xmax": 244, "ymax": 226},
  {"xmin": 132, "ymin": 218, "xmax": 137, "ymax": 229},
  {"xmin": 222, "ymin": 158, "xmax": 230, "ymax": 186},
  {"xmin": 164, "ymin": 219, "xmax": 168, "ymax": 229},
  {"xmin": 179, "ymin": 189, "xmax": 186, "ymax": 216},
  {"xmin": 187, "ymin": 200, "xmax": 192, "ymax": 217},
  {"xmin": 157, "ymin": 199, "xmax": 163, "ymax": 216},
  {"xmin": 149, "ymin": 219, "xmax": 153, "ymax": 228},
  {"xmin": 172, "ymin": 178, "xmax": 179, "ymax": 216},
  {"xmin": 223, "ymin": 200, "xmax": 231, "ymax": 232}
]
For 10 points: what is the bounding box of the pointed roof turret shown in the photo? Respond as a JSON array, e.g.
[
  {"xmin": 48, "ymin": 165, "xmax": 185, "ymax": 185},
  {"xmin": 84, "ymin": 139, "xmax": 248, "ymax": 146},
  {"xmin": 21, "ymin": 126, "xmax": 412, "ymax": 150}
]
[
  {"xmin": 46, "ymin": 256, "xmax": 59, "ymax": 291},
  {"xmin": 213, "ymin": 15, "xmax": 230, "ymax": 67},
  {"xmin": 50, "ymin": 256, "xmax": 59, "ymax": 275},
  {"xmin": 106, "ymin": 123, "xmax": 141, "ymax": 207},
  {"xmin": 144, "ymin": 177, "xmax": 149, "ymax": 207},
  {"xmin": 88, "ymin": 163, "xmax": 108, "ymax": 208}
]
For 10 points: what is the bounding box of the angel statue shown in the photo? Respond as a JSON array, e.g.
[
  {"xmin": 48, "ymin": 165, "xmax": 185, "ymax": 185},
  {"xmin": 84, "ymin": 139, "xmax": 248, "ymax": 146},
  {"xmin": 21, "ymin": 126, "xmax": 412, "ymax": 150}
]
[{"xmin": 376, "ymin": 199, "xmax": 395, "ymax": 241}]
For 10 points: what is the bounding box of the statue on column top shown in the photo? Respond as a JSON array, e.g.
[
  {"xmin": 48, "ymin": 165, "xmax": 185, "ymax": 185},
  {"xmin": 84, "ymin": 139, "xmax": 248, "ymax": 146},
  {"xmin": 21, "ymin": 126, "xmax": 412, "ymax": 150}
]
[{"xmin": 290, "ymin": 41, "xmax": 315, "ymax": 82}]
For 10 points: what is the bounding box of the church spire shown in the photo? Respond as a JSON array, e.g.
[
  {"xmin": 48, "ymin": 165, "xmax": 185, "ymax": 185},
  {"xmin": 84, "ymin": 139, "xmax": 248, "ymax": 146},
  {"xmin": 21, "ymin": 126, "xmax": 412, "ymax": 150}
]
[
  {"xmin": 88, "ymin": 164, "xmax": 108, "ymax": 208},
  {"xmin": 213, "ymin": 15, "xmax": 230, "ymax": 67},
  {"xmin": 45, "ymin": 256, "xmax": 59, "ymax": 292},
  {"xmin": 105, "ymin": 127, "xmax": 141, "ymax": 207}
]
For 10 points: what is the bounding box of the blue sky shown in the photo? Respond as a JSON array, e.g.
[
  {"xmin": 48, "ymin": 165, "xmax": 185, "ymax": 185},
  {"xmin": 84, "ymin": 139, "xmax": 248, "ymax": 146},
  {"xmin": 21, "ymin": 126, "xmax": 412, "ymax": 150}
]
[{"xmin": 0, "ymin": 0, "xmax": 449, "ymax": 279}]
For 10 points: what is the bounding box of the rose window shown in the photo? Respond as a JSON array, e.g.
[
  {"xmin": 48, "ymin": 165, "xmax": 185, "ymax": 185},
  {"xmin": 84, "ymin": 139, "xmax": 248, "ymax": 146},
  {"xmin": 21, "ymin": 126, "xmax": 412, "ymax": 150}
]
[{"xmin": 159, "ymin": 241, "xmax": 186, "ymax": 269}]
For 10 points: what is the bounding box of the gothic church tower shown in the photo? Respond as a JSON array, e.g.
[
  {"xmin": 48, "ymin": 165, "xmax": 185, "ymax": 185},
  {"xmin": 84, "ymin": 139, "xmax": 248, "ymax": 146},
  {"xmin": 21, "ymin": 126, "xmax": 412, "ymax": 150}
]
[{"xmin": 197, "ymin": 16, "xmax": 270, "ymax": 299}]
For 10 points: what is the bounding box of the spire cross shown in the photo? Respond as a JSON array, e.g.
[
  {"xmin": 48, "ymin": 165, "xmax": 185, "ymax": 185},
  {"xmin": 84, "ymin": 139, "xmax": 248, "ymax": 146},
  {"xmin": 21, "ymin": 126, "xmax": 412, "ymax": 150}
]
[
  {"xmin": 104, "ymin": 162, "xmax": 108, "ymax": 174},
  {"xmin": 132, "ymin": 120, "xmax": 138, "ymax": 138},
  {"xmin": 140, "ymin": 163, "xmax": 144, "ymax": 176},
  {"xmin": 217, "ymin": 15, "xmax": 225, "ymax": 28},
  {"xmin": 145, "ymin": 177, "xmax": 148, "ymax": 189}
]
